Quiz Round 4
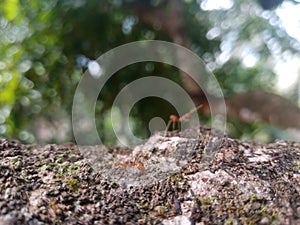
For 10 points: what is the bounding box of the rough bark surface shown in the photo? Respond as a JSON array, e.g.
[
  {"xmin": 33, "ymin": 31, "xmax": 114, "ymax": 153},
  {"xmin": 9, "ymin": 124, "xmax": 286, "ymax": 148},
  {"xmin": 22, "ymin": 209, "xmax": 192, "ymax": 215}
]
[{"xmin": 0, "ymin": 126, "xmax": 299, "ymax": 225}]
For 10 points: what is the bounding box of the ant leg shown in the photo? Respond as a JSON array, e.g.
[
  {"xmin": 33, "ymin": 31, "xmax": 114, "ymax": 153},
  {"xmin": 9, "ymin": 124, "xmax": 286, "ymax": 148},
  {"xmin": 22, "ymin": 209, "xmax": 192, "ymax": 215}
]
[{"xmin": 164, "ymin": 120, "xmax": 172, "ymax": 136}]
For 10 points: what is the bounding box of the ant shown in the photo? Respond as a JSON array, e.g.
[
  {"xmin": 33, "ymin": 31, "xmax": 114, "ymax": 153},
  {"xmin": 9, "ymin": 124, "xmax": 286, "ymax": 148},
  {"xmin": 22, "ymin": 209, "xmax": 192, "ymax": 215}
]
[
  {"xmin": 164, "ymin": 104, "xmax": 202, "ymax": 136},
  {"xmin": 114, "ymin": 154, "xmax": 145, "ymax": 172}
]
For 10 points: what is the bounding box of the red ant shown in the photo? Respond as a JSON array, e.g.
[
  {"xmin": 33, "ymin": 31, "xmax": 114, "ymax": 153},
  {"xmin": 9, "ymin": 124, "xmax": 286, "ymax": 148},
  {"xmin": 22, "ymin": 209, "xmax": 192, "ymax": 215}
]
[
  {"xmin": 114, "ymin": 154, "xmax": 145, "ymax": 172},
  {"xmin": 164, "ymin": 104, "xmax": 202, "ymax": 136}
]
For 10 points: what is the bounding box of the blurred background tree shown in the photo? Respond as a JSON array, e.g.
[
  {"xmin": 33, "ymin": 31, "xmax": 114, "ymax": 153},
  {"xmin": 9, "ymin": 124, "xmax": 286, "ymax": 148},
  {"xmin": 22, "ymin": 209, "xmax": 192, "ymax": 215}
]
[{"xmin": 1, "ymin": 0, "xmax": 300, "ymax": 144}]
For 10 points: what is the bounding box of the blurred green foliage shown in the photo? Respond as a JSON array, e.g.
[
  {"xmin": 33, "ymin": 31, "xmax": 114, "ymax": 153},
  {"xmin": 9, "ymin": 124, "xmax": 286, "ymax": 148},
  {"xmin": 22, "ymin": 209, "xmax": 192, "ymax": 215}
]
[{"xmin": 0, "ymin": 0, "xmax": 299, "ymax": 144}]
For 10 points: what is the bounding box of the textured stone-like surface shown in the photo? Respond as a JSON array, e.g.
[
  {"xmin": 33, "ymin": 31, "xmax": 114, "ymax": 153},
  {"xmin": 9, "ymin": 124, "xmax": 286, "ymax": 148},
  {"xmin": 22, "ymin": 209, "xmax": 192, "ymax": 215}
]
[{"xmin": 0, "ymin": 126, "xmax": 299, "ymax": 224}]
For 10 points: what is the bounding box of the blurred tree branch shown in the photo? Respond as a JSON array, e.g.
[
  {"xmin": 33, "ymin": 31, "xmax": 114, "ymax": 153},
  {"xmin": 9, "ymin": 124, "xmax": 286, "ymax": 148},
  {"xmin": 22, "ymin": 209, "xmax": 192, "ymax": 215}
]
[
  {"xmin": 257, "ymin": 0, "xmax": 300, "ymax": 10},
  {"xmin": 127, "ymin": 0, "xmax": 300, "ymax": 133}
]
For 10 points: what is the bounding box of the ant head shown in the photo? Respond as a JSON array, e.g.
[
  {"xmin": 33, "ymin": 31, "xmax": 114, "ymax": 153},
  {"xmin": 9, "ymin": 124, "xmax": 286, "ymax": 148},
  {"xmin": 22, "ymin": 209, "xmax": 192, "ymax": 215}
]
[{"xmin": 169, "ymin": 115, "xmax": 178, "ymax": 121}]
